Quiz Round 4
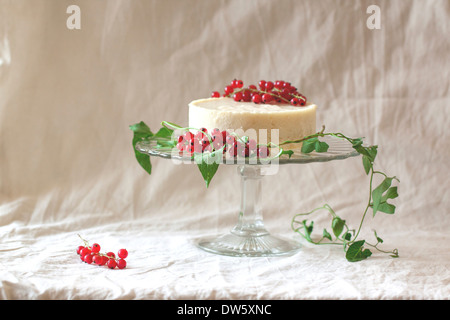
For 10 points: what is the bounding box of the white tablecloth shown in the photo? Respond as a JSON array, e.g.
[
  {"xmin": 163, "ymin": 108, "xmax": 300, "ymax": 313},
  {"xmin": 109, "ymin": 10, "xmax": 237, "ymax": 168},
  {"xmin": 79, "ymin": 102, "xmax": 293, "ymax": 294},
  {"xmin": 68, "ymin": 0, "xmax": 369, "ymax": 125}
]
[{"xmin": 0, "ymin": 0, "xmax": 449, "ymax": 300}]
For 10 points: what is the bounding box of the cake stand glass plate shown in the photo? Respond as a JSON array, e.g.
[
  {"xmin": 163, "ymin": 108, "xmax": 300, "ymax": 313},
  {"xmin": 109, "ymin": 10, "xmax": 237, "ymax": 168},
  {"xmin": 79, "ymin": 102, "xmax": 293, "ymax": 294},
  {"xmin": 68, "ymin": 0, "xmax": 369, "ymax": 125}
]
[{"xmin": 136, "ymin": 135, "xmax": 359, "ymax": 257}]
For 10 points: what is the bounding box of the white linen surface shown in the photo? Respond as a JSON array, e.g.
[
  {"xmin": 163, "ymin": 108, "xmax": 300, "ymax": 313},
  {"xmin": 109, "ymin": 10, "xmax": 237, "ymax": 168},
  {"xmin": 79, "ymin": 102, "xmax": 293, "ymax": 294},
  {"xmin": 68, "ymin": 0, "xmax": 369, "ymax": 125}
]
[{"xmin": 0, "ymin": 0, "xmax": 449, "ymax": 300}]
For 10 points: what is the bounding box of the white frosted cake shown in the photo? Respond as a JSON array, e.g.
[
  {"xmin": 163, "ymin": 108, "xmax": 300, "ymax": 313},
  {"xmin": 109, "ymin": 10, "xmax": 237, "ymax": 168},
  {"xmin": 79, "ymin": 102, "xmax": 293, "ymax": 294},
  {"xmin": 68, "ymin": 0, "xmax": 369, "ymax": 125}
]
[{"xmin": 188, "ymin": 97, "xmax": 317, "ymax": 145}]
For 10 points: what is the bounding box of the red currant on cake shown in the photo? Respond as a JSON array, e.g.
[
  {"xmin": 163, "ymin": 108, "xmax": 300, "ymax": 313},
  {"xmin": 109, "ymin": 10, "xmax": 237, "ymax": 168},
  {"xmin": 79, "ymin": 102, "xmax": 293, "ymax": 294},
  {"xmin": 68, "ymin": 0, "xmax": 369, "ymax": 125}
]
[
  {"xmin": 224, "ymin": 85, "xmax": 234, "ymax": 95},
  {"xmin": 262, "ymin": 93, "xmax": 273, "ymax": 103},
  {"xmin": 252, "ymin": 94, "xmax": 262, "ymax": 104},
  {"xmin": 233, "ymin": 91, "xmax": 243, "ymax": 102}
]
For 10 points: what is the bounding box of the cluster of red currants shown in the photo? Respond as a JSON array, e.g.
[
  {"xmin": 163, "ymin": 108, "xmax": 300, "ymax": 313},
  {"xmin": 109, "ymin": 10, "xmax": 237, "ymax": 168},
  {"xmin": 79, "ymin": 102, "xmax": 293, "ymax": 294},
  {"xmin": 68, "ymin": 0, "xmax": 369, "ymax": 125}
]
[
  {"xmin": 211, "ymin": 79, "xmax": 307, "ymax": 106},
  {"xmin": 77, "ymin": 235, "xmax": 128, "ymax": 269},
  {"xmin": 176, "ymin": 127, "xmax": 270, "ymax": 159}
]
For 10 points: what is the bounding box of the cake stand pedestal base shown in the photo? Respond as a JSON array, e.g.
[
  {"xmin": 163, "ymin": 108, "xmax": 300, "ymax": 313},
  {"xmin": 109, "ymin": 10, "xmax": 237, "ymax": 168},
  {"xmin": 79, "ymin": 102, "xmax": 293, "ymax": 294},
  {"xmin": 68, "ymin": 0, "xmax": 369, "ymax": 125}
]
[{"xmin": 196, "ymin": 165, "xmax": 301, "ymax": 257}]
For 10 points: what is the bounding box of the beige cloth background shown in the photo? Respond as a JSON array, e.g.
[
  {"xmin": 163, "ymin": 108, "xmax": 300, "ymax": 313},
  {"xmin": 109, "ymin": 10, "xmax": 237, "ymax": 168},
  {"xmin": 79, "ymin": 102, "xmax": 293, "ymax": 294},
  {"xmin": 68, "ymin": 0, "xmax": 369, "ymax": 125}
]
[{"xmin": 0, "ymin": 0, "xmax": 449, "ymax": 299}]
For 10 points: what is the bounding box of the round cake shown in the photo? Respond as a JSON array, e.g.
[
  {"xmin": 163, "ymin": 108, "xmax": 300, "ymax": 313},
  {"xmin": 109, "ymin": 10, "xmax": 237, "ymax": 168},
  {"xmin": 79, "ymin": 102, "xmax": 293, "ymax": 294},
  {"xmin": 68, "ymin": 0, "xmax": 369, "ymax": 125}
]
[{"xmin": 188, "ymin": 97, "xmax": 317, "ymax": 146}]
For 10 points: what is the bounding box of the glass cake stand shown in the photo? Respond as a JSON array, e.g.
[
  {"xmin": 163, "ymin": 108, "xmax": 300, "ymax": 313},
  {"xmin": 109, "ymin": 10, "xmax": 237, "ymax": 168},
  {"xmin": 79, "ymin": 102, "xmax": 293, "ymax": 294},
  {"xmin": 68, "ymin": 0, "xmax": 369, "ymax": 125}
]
[{"xmin": 136, "ymin": 136, "xmax": 359, "ymax": 257}]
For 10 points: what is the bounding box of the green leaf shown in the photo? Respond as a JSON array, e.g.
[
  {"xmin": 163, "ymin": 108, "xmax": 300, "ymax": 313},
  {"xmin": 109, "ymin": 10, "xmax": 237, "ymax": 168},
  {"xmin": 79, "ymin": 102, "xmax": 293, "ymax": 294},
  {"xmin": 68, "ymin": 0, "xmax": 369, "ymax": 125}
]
[
  {"xmin": 351, "ymin": 137, "xmax": 364, "ymax": 148},
  {"xmin": 374, "ymin": 231, "xmax": 383, "ymax": 244},
  {"xmin": 280, "ymin": 149, "xmax": 294, "ymax": 158},
  {"xmin": 332, "ymin": 217, "xmax": 345, "ymax": 237},
  {"xmin": 323, "ymin": 228, "xmax": 332, "ymax": 241},
  {"xmin": 353, "ymin": 144, "xmax": 377, "ymax": 163},
  {"xmin": 372, "ymin": 177, "xmax": 393, "ymax": 216},
  {"xmin": 346, "ymin": 240, "xmax": 372, "ymax": 262},
  {"xmin": 376, "ymin": 202, "xmax": 396, "ymax": 214},
  {"xmin": 130, "ymin": 121, "xmax": 154, "ymax": 175},
  {"xmin": 194, "ymin": 149, "xmax": 222, "ymax": 188},
  {"xmin": 302, "ymin": 220, "xmax": 314, "ymax": 242},
  {"xmin": 314, "ymin": 140, "xmax": 329, "ymax": 152},
  {"xmin": 154, "ymin": 126, "xmax": 174, "ymax": 139},
  {"xmin": 301, "ymin": 137, "xmax": 318, "ymax": 153},
  {"xmin": 381, "ymin": 186, "xmax": 398, "ymax": 203},
  {"xmin": 362, "ymin": 155, "xmax": 372, "ymax": 175},
  {"xmin": 343, "ymin": 232, "xmax": 352, "ymax": 241}
]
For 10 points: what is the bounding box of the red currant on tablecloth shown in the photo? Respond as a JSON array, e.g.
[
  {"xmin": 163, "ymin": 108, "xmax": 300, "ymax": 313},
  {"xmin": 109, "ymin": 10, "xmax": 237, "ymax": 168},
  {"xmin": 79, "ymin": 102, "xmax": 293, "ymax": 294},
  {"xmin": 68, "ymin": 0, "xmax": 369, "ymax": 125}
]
[
  {"xmin": 107, "ymin": 259, "xmax": 117, "ymax": 269},
  {"xmin": 91, "ymin": 243, "xmax": 100, "ymax": 253},
  {"xmin": 93, "ymin": 254, "xmax": 104, "ymax": 266},
  {"xmin": 83, "ymin": 254, "xmax": 93, "ymax": 264},
  {"xmin": 118, "ymin": 249, "xmax": 128, "ymax": 259},
  {"xmin": 117, "ymin": 259, "xmax": 127, "ymax": 269},
  {"xmin": 77, "ymin": 234, "xmax": 128, "ymax": 270}
]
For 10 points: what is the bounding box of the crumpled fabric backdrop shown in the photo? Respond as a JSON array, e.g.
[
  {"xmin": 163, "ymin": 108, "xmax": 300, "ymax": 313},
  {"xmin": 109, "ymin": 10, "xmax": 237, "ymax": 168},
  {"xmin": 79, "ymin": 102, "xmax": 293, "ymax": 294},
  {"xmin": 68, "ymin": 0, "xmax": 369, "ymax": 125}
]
[{"xmin": 0, "ymin": 0, "xmax": 449, "ymax": 300}]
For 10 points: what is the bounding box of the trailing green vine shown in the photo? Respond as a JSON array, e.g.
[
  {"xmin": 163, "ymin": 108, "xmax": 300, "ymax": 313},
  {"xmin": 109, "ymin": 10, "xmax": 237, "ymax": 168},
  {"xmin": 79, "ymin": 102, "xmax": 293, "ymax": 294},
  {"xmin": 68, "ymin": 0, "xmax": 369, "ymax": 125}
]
[{"xmin": 290, "ymin": 130, "xmax": 400, "ymax": 262}]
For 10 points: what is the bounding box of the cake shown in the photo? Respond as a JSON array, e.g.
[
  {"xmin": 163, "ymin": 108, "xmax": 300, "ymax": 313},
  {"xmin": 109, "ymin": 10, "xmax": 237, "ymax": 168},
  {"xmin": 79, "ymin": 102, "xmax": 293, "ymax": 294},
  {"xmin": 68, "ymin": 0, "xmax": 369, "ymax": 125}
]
[{"xmin": 188, "ymin": 96, "xmax": 316, "ymax": 146}]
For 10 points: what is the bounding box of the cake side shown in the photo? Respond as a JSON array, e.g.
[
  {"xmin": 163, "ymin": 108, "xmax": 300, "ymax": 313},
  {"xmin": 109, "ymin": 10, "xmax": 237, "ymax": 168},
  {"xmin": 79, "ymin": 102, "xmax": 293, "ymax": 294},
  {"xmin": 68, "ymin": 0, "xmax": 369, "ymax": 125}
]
[{"xmin": 188, "ymin": 97, "xmax": 316, "ymax": 145}]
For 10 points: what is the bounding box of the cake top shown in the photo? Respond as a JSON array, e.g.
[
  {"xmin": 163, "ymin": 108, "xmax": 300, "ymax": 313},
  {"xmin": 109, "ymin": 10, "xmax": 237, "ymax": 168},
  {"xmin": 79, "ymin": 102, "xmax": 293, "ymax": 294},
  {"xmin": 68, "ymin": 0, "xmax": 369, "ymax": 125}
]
[
  {"xmin": 190, "ymin": 97, "xmax": 316, "ymax": 114},
  {"xmin": 209, "ymin": 79, "xmax": 310, "ymax": 107}
]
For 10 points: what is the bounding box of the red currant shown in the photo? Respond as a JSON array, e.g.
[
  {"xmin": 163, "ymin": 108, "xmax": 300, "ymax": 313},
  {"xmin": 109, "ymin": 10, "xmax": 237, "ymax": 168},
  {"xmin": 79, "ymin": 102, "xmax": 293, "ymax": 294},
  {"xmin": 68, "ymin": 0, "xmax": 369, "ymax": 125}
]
[
  {"xmin": 183, "ymin": 131, "xmax": 194, "ymax": 141},
  {"xmin": 80, "ymin": 247, "xmax": 91, "ymax": 257},
  {"xmin": 117, "ymin": 259, "xmax": 127, "ymax": 269},
  {"xmin": 262, "ymin": 93, "xmax": 273, "ymax": 103},
  {"xmin": 91, "ymin": 243, "xmax": 100, "ymax": 253},
  {"xmin": 290, "ymin": 98, "xmax": 300, "ymax": 106},
  {"xmin": 101, "ymin": 256, "xmax": 109, "ymax": 265},
  {"xmin": 252, "ymin": 94, "xmax": 262, "ymax": 104},
  {"xmin": 106, "ymin": 252, "xmax": 115, "ymax": 258},
  {"xmin": 211, "ymin": 128, "xmax": 221, "ymax": 136},
  {"xmin": 93, "ymin": 254, "xmax": 104, "ymax": 265},
  {"xmin": 258, "ymin": 80, "xmax": 266, "ymax": 90},
  {"xmin": 231, "ymin": 79, "xmax": 244, "ymax": 88},
  {"xmin": 84, "ymin": 254, "xmax": 93, "ymax": 264},
  {"xmin": 221, "ymin": 130, "xmax": 229, "ymax": 141},
  {"xmin": 257, "ymin": 146, "xmax": 270, "ymax": 158},
  {"xmin": 118, "ymin": 249, "xmax": 128, "ymax": 259},
  {"xmin": 233, "ymin": 92, "xmax": 243, "ymax": 101},
  {"xmin": 77, "ymin": 246, "xmax": 84, "ymax": 255},
  {"xmin": 229, "ymin": 142, "xmax": 238, "ymax": 157},
  {"xmin": 226, "ymin": 135, "xmax": 236, "ymax": 145},
  {"xmin": 224, "ymin": 85, "xmax": 234, "ymax": 95},
  {"xmin": 275, "ymin": 80, "xmax": 284, "ymax": 89},
  {"xmin": 247, "ymin": 139, "xmax": 257, "ymax": 151},
  {"xmin": 107, "ymin": 259, "xmax": 117, "ymax": 269},
  {"xmin": 265, "ymin": 81, "xmax": 274, "ymax": 91},
  {"xmin": 300, "ymin": 95, "xmax": 307, "ymax": 106},
  {"xmin": 176, "ymin": 142, "xmax": 185, "ymax": 151},
  {"xmin": 211, "ymin": 91, "xmax": 220, "ymax": 98}
]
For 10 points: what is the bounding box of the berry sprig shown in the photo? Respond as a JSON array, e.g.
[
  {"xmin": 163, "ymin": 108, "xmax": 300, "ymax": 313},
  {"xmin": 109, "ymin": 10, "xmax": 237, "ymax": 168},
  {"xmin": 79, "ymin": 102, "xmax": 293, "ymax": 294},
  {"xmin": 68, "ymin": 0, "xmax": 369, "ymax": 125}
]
[
  {"xmin": 175, "ymin": 126, "xmax": 270, "ymax": 159},
  {"xmin": 76, "ymin": 234, "xmax": 128, "ymax": 269},
  {"xmin": 212, "ymin": 79, "xmax": 307, "ymax": 106}
]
